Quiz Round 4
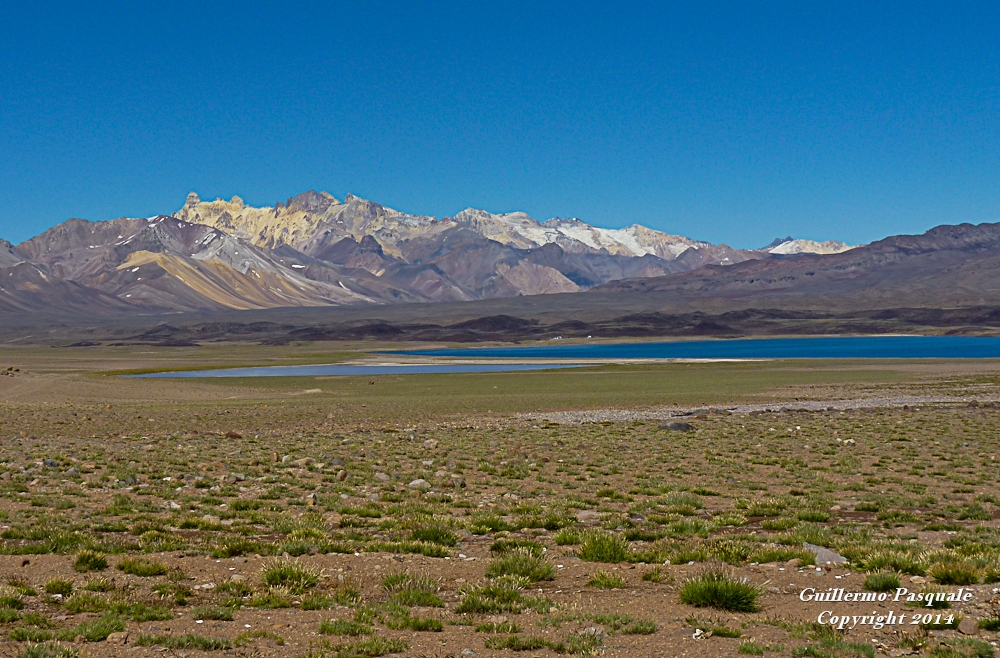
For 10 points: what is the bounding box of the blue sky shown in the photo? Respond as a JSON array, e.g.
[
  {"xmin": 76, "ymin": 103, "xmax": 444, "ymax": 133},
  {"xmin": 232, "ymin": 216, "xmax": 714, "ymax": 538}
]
[{"xmin": 1, "ymin": 1, "xmax": 998, "ymax": 248}]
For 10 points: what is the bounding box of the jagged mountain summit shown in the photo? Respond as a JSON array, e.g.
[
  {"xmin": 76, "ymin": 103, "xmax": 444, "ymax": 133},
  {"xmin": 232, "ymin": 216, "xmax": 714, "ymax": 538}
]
[{"xmin": 1, "ymin": 190, "xmax": 853, "ymax": 314}]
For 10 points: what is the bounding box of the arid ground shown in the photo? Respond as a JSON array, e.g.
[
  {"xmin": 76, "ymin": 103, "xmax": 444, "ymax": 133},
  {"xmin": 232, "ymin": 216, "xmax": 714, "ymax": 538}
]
[{"xmin": 2, "ymin": 343, "xmax": 1000, "ymax": 657}]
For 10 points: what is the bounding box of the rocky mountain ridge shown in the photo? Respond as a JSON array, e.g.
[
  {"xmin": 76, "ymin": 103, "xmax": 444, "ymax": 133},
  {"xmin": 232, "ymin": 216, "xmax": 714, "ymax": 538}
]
[{"xmin": 2, "ymin": 190, "xmax": 854, "ymax": 314}]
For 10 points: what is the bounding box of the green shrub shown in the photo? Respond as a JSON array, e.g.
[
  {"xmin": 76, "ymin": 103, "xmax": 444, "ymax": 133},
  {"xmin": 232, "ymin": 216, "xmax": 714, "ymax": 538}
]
[{"xmin": 679, "ymin": 570, "xmax": 764, "ymax": 613}]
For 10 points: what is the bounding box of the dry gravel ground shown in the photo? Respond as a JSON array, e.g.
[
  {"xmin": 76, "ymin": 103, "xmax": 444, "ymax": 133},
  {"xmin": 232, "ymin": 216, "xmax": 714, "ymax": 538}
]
[{"xmin": 1, "ymin": 347, "xmax": 1000, "ymax": 657}]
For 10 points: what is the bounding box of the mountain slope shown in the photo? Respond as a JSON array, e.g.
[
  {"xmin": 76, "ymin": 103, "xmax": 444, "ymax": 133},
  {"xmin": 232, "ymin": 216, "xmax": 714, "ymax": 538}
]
[
  {"xmin": 597, "ymin": 221, "xmax": 1000, "ymax": 309},
  {"xmin": 0, "ymin": 240, "xmax": 24, "ymax": 267},
  {"xmin": 0, "ymin": 262, "xmax": 133, "ymax": 314}
]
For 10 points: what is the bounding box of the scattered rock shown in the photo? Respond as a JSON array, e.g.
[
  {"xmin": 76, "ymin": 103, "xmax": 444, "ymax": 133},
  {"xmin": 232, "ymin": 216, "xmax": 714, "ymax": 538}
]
[
  {"xmin": 581, "ymin": 627, "xmax": 607, "ymax": 640},
  {"xmin": 661, "ymin": 421, "xmax": 694, "ymax": 432},
  {"xmin": 225, "ymin": 431, "xmax": 242, "ymax": 439},
  {"xmin": 461, "ymin": 650, "xmax": 478, "ymax": 656},
  {"xmin": 330, "ymin": 458, "xmax": 344, "ymax": 467},
  {"xmin": 374, "ymin": 472, "xmax": 391, "ymax": 482},
  {"xmin": 958, "ymin": 617, "xmax": 979, "ymax": 635},
  {"xmin": 576, "ymin": 510, "xmax": 602, "ymax": 524},
  {"xmin": 65, "ymin": 467, "xmax": 79, "ymax": 476},
  {"xmin": 803, "ymin": 542, "xmax": 847, "ymax": 564},
  {"xmin": 106, "ymin": 632, "xmax": 129, "ymax": 645},
  {"xmin": 42, "ymin": 458, "xmax": 58, "ymax": 467},
  {"xmin": 423, "ymin": 439, "xmax": 438, "ymax": 449},
  {"xmin": 408, "ymin": 479, "xmax": 431, "ymax": 490}
]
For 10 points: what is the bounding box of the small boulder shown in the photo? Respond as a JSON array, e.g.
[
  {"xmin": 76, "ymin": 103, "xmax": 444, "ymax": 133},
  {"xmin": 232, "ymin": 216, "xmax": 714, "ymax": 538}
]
[
  {"xmin": 225, "ymin": 431, "xmax": 242, "ymax": 439},
  {"xmin": 661, "ymin": 421, "xmax": 694, "ymax": 432},
  {"xmin": 958, "ymin": 617, "xmax": 979, "ymax": 635},
  {"xmin": 374, "ymin": 472, "xmax": 391, "ymax": 482},
  {"xmin": 408, "ymin": 479, "xmax": 431, "ymax": 490},
  {"xmin": 106, "ymin": 632, "xmax": 129, "ymax": 645},
  {"xmin": 43, "ymin": 458, "xmax": 58, "ymax": 467}
]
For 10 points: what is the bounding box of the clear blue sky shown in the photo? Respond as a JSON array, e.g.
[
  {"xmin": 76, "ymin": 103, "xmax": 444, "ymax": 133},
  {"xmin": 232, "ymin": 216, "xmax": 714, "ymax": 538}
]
[{"xmin": 1, "ymin": 1, "xmax": 998, "ymax": 248}]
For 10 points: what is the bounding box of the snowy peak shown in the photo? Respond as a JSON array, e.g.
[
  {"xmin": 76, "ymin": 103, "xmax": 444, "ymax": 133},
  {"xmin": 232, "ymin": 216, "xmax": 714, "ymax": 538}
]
[
  {"xmin": 449, "ymin": 210, "xmax": 710, "ymax": 259},
  {"xmin": 766, "ymin": 238, "xmax": 855, "ymax": 255}
]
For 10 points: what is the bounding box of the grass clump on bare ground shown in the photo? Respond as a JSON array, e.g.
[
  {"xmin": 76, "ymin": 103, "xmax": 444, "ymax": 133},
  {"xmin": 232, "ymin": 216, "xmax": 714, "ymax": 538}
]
[{"xmin": 679, "ymin": 570, "xmax": 764, "ymax": 613}]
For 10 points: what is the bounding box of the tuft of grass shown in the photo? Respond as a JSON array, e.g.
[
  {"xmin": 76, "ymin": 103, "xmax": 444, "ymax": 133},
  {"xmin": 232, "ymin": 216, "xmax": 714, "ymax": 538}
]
[
  {"xmin": 409, "ymin": 527, "xmax": 458, "ymax": 546},
  {"xmin": 191, "ymin": 605, "xmax": 234, "ymax": 621},
  {"xmin": 381, "ymin": 573, "xmax": 443, "ymax": 607},
  {"xmin": 792, "ymin": 636, "xmax": 875, "ymax": 657},
  {"xmin": 486, "ymin": 548, "xmax": 556, "ymax": 582},
  {"xmin": 259, "ymin": 558, "xmax": 319, "ymax": 594},
  {"xmin": 863, "ymin": 572, "xmax": 901, "ymax": 592},
  {"xmin": 301, "ymin": 593, "xmax": 334, "ymax": 610},
  {"xmin": 319, "ymin": 619, "xmax": 373, "ymax": 636},
  {"xmin": 82, "ymin": 578, "xmax": 113, "ymax": 593},
  {"xmin": 578, "ymin": 531, "xmax": 630, "ymax": 563},
  {"xmin": 739, "ymin": 641, "xmax": 766, "ymax": 655},
  {"xmin": 554, "ymin": 528, "xmax": 583, "ymax": 545},
  {"xmin": 679, "ymin": 570, "xmax": 764, "ymax": 613},
  {"xmin": 250, "ymin": 586, "xmax": 293, "ymax": 609},
  {"xmin": 60, "ymin": 613, "xmax": 126, "ymax": 642},
  {"xmin": 587, "ymin": 571, "xmax": 626, "ymax": 589},
  {"xmin": 456, "ymin": 582, "xmax": 531, "ymax": 614},
  {"xmin": 978, "ymin": 616, "xmax": 1000, "ymax": 631},
  {"xmin": 234, "ymin": 630, "xmax": 285, "ymax": 646},
  {"xmin": 73, "ymin": 551, "xmax": 107, "ymax": 573},
  {"xmin": 306, "ymin": 636, "xmax": 408, "ymax": 657},
  {"xmin": 44, "ymin": 579, "xmax": 73, "ymax": 596},
  {"xmin": 687, "ymin": 617, "xmax": 742, "ymax": 638},
  {"xmin": 490, "ymin": 538, "xmax": 544, "ymax": 558},
  {"xmin": 930, "ymin": 562, "xmax": 980, "ymax": 586},
  {"xmin": 136, "ymin": 634, "xmax": 231, "ymax": 650},
  {"xmin": 17, "ymin": 644, "xmax": 79, "ymax": 658},
  {"xmin": 477, "ymin": 621, "xmax": 522, "ymax": 633},
  {"xmin": 928, "ymin": 637, "xmax": 993, "ymax": 657},
  {"xmin": 116, "ymin": 557, "xmax": 167, "ymax": 577}
]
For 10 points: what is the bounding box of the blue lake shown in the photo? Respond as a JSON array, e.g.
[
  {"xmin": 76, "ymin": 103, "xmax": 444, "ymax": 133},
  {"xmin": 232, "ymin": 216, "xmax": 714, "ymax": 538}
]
[
  {"xmin": 125, "ymin": 363, "xmax": 580, "ymax": 378},
  {"xmin": 400, "ymin": 335, "xmax": 1000, "ymax": 360}
]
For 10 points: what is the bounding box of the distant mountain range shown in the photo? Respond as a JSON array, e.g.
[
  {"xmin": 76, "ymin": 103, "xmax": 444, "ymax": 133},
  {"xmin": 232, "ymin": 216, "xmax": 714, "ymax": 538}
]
[{"xmin": 0, "ymin": 191, "xmax": 853, "ymax": 314}]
